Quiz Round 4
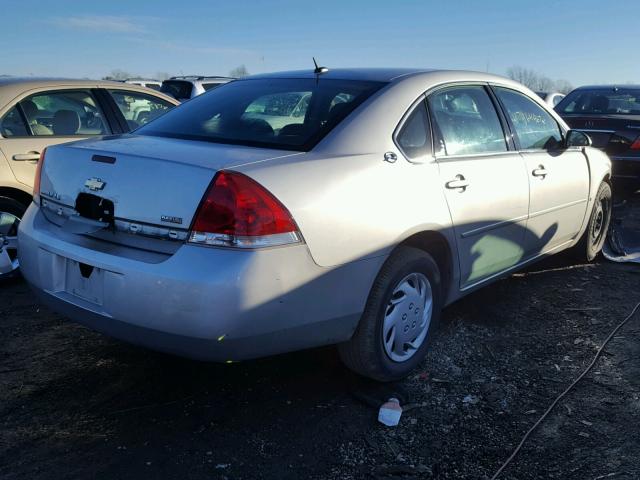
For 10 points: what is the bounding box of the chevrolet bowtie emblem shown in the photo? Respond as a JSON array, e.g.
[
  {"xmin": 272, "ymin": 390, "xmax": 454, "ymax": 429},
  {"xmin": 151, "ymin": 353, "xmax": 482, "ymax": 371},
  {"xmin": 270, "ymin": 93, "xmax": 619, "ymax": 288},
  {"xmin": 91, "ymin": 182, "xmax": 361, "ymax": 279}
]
[{"xmin": 85, "ymin": 178, "xmax": 106, "ymax": 191}]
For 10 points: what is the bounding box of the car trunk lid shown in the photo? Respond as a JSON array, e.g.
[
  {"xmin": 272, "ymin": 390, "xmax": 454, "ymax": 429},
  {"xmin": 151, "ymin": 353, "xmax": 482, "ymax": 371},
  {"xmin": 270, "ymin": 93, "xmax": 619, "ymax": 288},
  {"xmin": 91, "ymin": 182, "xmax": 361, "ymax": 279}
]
[{"xmin": 38, "ymin": 134, "xmax": 301, "ymax": 250}]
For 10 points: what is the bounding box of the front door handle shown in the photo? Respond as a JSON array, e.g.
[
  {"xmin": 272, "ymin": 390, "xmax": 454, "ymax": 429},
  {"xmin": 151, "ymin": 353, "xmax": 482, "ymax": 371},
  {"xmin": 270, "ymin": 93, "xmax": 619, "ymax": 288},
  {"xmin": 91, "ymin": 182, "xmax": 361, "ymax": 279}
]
[
  {"xmin": 12, "ymin": 151, "xmax": 40, "ymax": 162},
  {"xmin": 445, "ymin": 174, "xmax": 469, "ymax": 191},
  {"xmin": 532, "ymin": 165, "xmax": 548, "ymax": 178}
]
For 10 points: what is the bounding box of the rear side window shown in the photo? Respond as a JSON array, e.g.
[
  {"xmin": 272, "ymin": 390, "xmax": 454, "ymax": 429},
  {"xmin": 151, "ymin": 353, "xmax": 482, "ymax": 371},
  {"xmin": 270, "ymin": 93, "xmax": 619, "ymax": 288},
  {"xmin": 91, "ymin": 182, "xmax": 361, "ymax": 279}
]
[
  {"xmin": 428, "ymin": 85, "xmax": 507, "ymax": 156},
  {"xmin": 1, "ymin": 90, "xmax": 108, "ymax": 137},
  {"xmin": 160, "ymin": 80, "xmax": 193, "ymax": 99},
  {"xmin": 108, "ymin": 90, "xmax": 173, "ymax": 130},
  {"xmin": 494, "ymin": 87, "xmax": 562, "ymax": 150},
  {"xmin": 396, "ymin": 101, "xmax": 431, "ymax": 159},
  {"xmin": 202, "ymin": 83, "xmax": 224, "ymax": 91},
  {"xmin": 139, "ymin": 78, "xmax": 385, "ymax": 151},
  {"xmin": 0, "ymin": 106, "xmax": 29, "ymax": 137}
]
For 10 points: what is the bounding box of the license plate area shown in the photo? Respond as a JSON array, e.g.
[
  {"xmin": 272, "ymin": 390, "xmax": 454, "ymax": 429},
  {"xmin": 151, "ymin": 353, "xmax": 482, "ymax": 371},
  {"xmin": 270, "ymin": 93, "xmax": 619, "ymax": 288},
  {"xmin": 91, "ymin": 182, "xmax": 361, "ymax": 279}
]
[
  {"xmin": 65, "ymin": 259, "xmax": 104, "ymax": 305},
  {"xmin": 75, "ymin": 193, "xmax": 114, "ymax": 226}
]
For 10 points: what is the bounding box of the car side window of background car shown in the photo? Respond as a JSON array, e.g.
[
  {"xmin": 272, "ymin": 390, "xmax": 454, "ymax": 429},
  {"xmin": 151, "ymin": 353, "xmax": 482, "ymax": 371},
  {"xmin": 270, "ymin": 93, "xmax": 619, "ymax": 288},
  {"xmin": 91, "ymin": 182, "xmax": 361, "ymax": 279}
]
[
  {"xmin": 108, "ymin": 90, "xmax": 173, "ymax": 130},
  {"xmin": 427, "ymin": 86, "xmax": 507, "ymax": 156},
  {"xmin": 6, "ymin": 90, "xmax": 108, "ymax": 137},
  {"xmin": 0, "ymin": 106, "xmax": 30, "ymax": 137},
  {"xmin": 395, "ymin": 101, "xmax": 431, "ymax": 159},
  {"xmin": 494, "ymin": 87, "xmax": 562, "ymax": 150}
]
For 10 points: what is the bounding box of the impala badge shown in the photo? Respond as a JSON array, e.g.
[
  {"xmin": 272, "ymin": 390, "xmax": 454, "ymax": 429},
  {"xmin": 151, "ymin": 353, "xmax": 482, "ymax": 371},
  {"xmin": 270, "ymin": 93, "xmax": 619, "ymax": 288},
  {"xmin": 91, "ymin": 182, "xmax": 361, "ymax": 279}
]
[{"xmin": 85, "ymin": 178, "xmax": 106, "ymax": 191}]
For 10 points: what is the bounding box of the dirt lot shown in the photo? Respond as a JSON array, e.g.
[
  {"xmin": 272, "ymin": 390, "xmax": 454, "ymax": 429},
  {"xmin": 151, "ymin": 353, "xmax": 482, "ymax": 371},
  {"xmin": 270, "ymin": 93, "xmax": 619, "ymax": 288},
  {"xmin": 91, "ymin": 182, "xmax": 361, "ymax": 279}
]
[{"xmin": 1, "ymin": 192, "xmax": 639, "ymax": 480}]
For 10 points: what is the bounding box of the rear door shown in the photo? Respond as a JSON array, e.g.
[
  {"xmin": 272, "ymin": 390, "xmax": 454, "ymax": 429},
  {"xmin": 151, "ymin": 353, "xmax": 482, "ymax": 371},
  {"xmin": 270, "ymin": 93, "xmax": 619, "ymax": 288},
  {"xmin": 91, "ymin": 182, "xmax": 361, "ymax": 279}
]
[
  {"xmin": 493, "ymin": 86, "xmax": 590, "ymax": 255},
  {"xmin": 0, "ymin": 88, "xmax": 113, "ymax": 188},
  {"xmin": 428, "ymin": 85, "xmax": 530, "ymax": 288}
]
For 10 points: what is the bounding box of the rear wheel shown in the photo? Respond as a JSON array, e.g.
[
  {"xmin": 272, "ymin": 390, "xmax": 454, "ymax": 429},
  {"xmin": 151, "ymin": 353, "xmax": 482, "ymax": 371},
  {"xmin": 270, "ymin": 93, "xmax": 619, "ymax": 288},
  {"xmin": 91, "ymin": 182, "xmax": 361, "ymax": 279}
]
[
  {"xmin": 573, "ymin": 182, "xmax": 612, "ymax": 262},
  {"xmin": 0, "ymin": 196, "xmax": 28, "ymax": 279},
  {"xmin": 339, "ymin": 246, "xmax": 443, "ymax": 382}
]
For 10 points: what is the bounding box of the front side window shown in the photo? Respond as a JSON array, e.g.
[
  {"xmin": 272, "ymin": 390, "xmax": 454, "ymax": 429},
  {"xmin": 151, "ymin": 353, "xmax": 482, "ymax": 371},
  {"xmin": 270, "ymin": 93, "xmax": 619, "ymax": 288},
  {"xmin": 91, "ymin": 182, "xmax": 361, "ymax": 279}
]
[
  {"xmin": 427, "ymin": 86, "xmax": 507, "ymax": 156},
  {"xmin": 3, "ymin": 90, "xmax": 108, "ymax": 137},
  {"xmin": 108, "ymin": 90, "xmax": 173, "ymax": 130},
  {"xmin": 138, "ymin": 78, "xmax": 385, "ymax": 150},
  {"xmin": 494, "ymin": 87, "xmax": 562, "ymax": 150},
  {"xmin": 396, "ymin": 101, "xmax": 431, "ymax": 159}
]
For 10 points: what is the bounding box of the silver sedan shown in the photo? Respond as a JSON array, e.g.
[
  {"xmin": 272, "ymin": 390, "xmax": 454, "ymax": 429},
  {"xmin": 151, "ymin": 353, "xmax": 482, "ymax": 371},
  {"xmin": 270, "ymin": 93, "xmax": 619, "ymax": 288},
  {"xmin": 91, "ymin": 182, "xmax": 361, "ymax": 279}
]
[{"xmin": 18, "ymin": 68, "xmax": 611, "ymax": 381}]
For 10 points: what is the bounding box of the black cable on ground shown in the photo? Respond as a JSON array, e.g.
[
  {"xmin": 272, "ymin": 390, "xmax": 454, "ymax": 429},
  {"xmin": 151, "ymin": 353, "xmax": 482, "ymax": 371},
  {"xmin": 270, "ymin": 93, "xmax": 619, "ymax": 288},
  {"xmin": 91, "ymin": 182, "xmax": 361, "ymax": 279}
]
[{"xmin": 490, "ymin": 301, "xmax": 640, "ymax": 480}]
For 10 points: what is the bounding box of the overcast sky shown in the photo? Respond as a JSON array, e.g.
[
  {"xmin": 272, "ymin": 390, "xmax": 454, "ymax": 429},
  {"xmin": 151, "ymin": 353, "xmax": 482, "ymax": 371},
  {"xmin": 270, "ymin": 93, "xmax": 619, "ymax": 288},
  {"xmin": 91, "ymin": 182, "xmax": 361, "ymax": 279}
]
[{"xmin": 2, "ymin": 0, "xmax": 638, "ymax": 86}]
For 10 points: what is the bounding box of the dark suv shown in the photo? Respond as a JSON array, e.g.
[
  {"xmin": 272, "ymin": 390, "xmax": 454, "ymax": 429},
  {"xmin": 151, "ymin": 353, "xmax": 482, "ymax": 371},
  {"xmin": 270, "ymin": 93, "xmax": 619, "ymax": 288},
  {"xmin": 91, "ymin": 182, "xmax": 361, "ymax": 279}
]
[{"xmin": 555, "ymin": 85, "xmax": 640, "ymax": 187}]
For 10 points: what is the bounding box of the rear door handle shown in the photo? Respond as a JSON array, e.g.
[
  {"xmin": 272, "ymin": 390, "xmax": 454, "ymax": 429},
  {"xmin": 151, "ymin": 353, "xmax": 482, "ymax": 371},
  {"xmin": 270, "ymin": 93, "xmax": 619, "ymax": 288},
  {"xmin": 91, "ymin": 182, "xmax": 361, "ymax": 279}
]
[
  {"xmin": 532, "ymin": 165, "xmax": 548, "ymax": 178},
  {"xmin": 445, "ymin": 175, "xmax": 469, "ymax": 191},
  {"xmin": 12, "ymin": 151, "xmax": 40, "ymax": 162}
]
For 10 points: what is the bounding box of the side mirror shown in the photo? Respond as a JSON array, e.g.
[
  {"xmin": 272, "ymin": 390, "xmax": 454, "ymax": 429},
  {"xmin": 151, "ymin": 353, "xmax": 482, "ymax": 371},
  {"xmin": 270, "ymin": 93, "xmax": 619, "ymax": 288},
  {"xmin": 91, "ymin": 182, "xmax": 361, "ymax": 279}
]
[{"xmin": 565, "ymin": 129, "xmax": 592, "ymax": 148}]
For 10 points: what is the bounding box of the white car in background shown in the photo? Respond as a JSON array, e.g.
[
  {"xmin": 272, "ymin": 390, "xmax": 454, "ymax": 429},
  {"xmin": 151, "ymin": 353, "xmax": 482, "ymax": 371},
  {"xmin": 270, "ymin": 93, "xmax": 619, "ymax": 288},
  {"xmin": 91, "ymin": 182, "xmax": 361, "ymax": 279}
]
[
  {"xmin": 122, "ymin": 79, "xmax": 162, "ymax": 91},
  {"xmin": 160, "ymin": 76, "xmax": 235, "ymax": 101},
  {"xmin": 536, "ymin": 91, "xmax": 565, "ymax": 107},
  {"xmin": 0, "ymin": 77, "xmax": 178, "ymax": 278}
]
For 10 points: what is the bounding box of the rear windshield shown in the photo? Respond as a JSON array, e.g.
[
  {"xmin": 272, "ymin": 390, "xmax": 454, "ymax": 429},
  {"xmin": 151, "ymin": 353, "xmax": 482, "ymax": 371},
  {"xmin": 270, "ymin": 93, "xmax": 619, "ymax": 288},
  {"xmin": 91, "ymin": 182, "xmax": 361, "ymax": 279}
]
[
  {"xmin": 160, "ymin": 80, "xmax": 193, "ymax": 100},
  {"xmin": 138, "ymin": 78, "xmax": 386, "ymax": 151},
  {"xmin": 556, "ymin": 88, "xmax": 640, "ymax": 115}
]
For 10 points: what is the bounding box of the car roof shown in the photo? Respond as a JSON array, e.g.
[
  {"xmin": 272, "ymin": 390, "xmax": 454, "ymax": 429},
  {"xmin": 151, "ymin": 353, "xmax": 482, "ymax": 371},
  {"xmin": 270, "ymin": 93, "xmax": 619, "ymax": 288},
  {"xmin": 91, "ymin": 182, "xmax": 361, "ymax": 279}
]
[
  {"xmin": 0, "ymin": 77, "xmax": 179, "ymax": 106},
  {"xmin": 242, "ymin": 68, "xmax": 522, "ymax": 86},
  {"xmin": 573, "ymin": 85, "xmax": 640, "ymax": 91},
  {"xmin": 167, "ymin": 76, "xmax": 235, "ymax": 82}
]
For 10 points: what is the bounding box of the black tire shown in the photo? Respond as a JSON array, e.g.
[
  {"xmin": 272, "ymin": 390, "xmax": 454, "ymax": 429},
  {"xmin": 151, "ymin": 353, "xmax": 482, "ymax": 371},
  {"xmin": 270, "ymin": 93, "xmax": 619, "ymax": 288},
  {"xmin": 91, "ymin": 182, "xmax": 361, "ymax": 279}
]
[
  {"xmin": 573, "ymin": 182, "xmax": 612, "ymax": 262},
  {"xmin": 0, "ymin": 196, "xmax": 28, "ymax": 280},
  {"xmin": 338, "ymin": 246, "xmax": 443, "ymax": 382}
]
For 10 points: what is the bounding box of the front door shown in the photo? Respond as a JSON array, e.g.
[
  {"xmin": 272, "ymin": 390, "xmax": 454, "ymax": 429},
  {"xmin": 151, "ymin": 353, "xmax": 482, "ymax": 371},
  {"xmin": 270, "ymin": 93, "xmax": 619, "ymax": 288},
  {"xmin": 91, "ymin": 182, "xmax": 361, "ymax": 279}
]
[
  {"xmin": 0, "ymin": 89, "xmax": 111, "ymax": 189},
  {"xmin": 492, "ymin": 87, "xmax": 590, "ymax": 255},
  {"xmin": 428, "ymin": 85, "xmax": 530, "ymax": 288}
]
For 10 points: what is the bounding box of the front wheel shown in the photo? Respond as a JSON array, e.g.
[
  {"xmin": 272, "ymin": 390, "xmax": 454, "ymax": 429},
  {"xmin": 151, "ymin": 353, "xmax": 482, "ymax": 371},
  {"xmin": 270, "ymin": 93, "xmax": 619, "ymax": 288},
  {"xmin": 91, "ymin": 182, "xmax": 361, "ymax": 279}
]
[
  {"xmin": 339, "ymin": 246, "xmax": 443, "ymax": 382},
  {"xmin": 0, "ymin": 196, "xmax": 28, "ymax": 279},
  {"xmin": 573, "ymin": 182, "xmax": 612, "ymax": 262}
]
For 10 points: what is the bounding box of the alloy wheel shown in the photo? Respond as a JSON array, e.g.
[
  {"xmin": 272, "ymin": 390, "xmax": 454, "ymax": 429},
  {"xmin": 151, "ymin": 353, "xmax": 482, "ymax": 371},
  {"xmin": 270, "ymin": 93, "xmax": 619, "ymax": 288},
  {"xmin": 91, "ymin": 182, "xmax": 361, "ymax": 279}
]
[{"xmin": 0, "ymin": 212, "xmax": 21, "ymax": 276}]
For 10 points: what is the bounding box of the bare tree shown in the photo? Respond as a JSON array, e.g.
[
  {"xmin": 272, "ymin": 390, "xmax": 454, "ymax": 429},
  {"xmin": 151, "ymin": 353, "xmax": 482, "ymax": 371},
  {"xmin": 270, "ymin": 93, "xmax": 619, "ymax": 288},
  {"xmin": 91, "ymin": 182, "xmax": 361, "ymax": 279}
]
[
  {"xmin": 506, "ymin": 65, "xmax": 572, "ymax": 93},
  {"xmin": 229, "ymin": 65, "xmax": 249, "ymax": 78},
  {"xmin": 102, "ymin": 69, "xmax": 134, "ymax": 81}
]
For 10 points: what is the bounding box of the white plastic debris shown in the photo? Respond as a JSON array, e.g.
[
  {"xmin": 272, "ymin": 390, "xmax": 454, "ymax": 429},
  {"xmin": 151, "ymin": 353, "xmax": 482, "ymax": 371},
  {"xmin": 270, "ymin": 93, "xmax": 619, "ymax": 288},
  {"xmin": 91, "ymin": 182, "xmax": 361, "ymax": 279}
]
[
  {"xmin": 378, "ymin": 397, "xmax": 403, "ymax": 427},
  {"xmin": 462, "ymin": 394, "xmax": 479, "ymax": 405}
]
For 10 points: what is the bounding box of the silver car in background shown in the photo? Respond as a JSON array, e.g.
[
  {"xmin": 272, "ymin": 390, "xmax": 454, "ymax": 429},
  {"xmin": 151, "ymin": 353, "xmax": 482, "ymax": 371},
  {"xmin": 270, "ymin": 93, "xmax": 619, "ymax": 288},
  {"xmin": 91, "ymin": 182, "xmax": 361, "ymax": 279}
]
[{"xmin": 18, "ymin": 69, "xmax": 611, "ymax": 381}]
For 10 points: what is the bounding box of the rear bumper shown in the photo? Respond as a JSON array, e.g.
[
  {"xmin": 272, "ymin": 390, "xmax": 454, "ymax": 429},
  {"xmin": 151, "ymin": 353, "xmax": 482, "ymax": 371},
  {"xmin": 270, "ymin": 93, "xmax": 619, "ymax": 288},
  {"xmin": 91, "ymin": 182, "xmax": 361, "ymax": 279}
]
[
  {"xmin": 18, "ymin": 205, "xmax": 383, "ymax": 361},
  {"xmin": 611, "ymin": 157, "xmax": 640, "ymax": 180}
]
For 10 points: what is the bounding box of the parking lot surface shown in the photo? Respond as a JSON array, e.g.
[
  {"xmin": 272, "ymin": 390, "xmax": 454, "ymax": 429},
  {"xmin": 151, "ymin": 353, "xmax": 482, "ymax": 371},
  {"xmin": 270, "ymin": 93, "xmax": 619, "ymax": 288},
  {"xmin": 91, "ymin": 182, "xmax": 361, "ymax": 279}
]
[{"xmin": 1, "ymin": 192, "xmax": 639, "ymax": 480}]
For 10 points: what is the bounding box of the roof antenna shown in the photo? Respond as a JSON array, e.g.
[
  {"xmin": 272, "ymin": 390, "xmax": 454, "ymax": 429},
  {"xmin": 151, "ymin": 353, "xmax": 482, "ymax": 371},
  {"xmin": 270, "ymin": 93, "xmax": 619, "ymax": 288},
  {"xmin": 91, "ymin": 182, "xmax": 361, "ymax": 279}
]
[{"xmin": 313, "ymin": 57, "xmax": 328, "ymax": 74}]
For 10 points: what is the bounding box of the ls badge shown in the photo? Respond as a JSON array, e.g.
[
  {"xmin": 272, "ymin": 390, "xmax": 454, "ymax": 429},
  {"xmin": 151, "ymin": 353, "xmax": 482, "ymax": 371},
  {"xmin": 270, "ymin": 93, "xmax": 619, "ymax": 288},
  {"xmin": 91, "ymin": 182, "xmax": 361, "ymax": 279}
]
[{"xmin": 85, "ymin": 178, "xmax": 106, "ymax": 191}]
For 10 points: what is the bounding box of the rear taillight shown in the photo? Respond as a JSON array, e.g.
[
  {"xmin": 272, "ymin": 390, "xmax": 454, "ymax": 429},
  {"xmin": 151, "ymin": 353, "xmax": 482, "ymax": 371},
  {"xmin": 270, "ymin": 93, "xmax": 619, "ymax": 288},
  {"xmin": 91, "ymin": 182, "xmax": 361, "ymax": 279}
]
[
  {"xmin": 630, "ymin": 136, "xmax": 640, "ymax": 150},
  {"xmin": 33, "ymin": 148, "xmax": 47, "ymax": 202},
  {"xmin": 188, "ymin": 171, "xmax": 302, "ymax": 248}
]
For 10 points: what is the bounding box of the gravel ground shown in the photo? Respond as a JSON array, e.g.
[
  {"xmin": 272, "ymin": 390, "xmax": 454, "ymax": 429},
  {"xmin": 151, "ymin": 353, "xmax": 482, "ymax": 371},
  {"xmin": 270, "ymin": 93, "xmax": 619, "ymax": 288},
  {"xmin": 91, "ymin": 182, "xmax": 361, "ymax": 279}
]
[{"xmin": 1, "ymin": 191, "xmax": 638, "ymax": 480}]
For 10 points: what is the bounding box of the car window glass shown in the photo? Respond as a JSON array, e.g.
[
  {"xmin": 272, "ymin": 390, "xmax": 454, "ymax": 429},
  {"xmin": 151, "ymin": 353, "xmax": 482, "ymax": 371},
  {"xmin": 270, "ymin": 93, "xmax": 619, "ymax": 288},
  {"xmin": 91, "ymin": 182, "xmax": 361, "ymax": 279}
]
[
  {"xmin": 146, "ymin": 84, "xmax": 161, "ymax": 91},
  {"xmin": 160, "ymin": 80, "xmax": 193, "ymax": 99},
  {"xmin": 14, "ymin": 90, "xmax": 108, "ymax": 136},
  {"xmin": 557, "ymin": 88, "xmax": 640, "ymax": 115},
  {"xmin": 494, "ymin": 87, "xmax": 562, "ymax": 150},
  {"xmin": 108, "ymin": 90, "xmax": 173, "ymax": 130},
  {"xmin": 396, "ymin": 102, "xmax": 431, "ymax": 159},
  {"xmin": 0, "ymin": 106, "xmax": 29, "ymax": 137},
  {"xmin": 202, "ymin": 83, "xmax": 223, "ymax": 92},
  {"xmin": 139, "ymin": 78, "xmax": 384, "ymax": 150},
  {"xmin": 428, "ymin": 86, "xmax": 507, "ymax": 156}
]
